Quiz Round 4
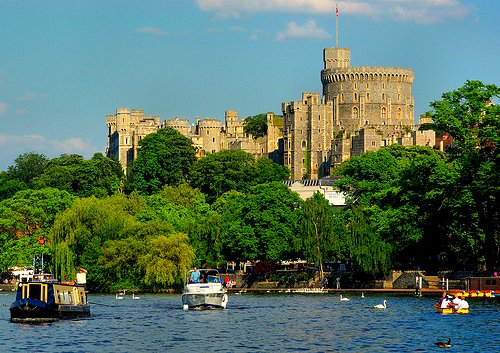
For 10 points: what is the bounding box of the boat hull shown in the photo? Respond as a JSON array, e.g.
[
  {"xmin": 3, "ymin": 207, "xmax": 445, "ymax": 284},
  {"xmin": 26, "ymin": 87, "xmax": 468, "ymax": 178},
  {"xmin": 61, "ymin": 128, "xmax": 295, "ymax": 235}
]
[
  {"xmin": 435, "ymin": 307, "xmax": 469, "ymax": 314},
  {"xmin": 182, "ymin": 292, "xmax": 228, "ymax": 309},
  {"xmin": 10, "ymin": 281, "xmax": 90, "ymax": 323}
]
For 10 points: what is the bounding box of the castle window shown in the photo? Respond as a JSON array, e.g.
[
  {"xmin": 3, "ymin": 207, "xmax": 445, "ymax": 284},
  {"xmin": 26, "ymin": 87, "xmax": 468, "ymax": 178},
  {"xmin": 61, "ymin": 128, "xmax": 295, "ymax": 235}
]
[
  {"xmin": 398, "ymin": 93, "xmax": 401, "ymax": 102},
  {"xmin": 352, "ymin": 107, "xmax": 359, "ymax": 120},
  {"xmin": 381, "ymin": 107, "xmax": 387, "ymax": 120},
  {"xmin": 354, "ymin": 93, "xmax": 358, "ymax": 102},
  {"xmin": 371, "ymin": 141, "xmax": 376, "ymax": 146},
  {"xmin": 382, "ymin": 83, "xmax": 385, "ymax": 89},
  {"xmin": 366, "ymin": 93, "xmax": 370, "ymax": 101},
  {"xmin": 382, "ymin": 93, "xmax": 385, "ymax": 101},
  {"xmin": 301, "ymin": 140, "xmax": 306, "ymax": 149},
  {"xmin": 213, "ymin": 137, "xmax": 215, "ymax": 142},
  {"xmin": 397, "ymin": 108, "xmax": 402, "ymax": 119},
  {"xmin": 354, "ymin": 83, "xmax": 357, "ymax": 89},
  {"xmin": 366, "ymin": 83, "xmax": 369, "ymax": 89}
]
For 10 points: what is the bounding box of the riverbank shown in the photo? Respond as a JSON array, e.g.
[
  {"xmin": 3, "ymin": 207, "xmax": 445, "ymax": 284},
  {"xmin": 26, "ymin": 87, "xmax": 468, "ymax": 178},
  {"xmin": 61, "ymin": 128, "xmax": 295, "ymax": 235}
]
[{"xmin": 226, "ymin": 287, "xmax": 445, "ymax": 297}]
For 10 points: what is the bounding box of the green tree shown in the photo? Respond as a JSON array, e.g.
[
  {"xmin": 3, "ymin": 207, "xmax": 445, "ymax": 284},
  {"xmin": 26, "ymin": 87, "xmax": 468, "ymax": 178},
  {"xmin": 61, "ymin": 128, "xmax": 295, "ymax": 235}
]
[
  {"xmin": 0, "ymin": 172, "xmax": 27, "ymax": 201},
  {"xmin": 429, "ymin": 80, "xmax": 500, "ymax": 271},
  {"xmin": 130, "ymin": 127, "xmax": 196, "ymax": 195},
  {"xmin": 298, "ymin": 192, "xmax": 344, "ymax": 280},
  {"xmin": 6, "ymin": 152, "xmax": 50, "ymax": 187},
  {"xmin": 243, "ymin": 113, "xmax": 268, "ymax": 138},
  {"xmin": 346, "ymin": 206, "xmax": 392, "ymax": 276},
  {"xmin": 213, "ymin": 182, "xmax": 303, "ymax": 262},
  {"xmin": 33, "ymin": 153, "xmax": 123, "ymax": 197},
  {"xmin": 0, "ymin": 188, "xmax": 74, "ymax": 275},
  {"xmin": 190, "ymin": 150, "xmax": 289, "ymax": 203}
]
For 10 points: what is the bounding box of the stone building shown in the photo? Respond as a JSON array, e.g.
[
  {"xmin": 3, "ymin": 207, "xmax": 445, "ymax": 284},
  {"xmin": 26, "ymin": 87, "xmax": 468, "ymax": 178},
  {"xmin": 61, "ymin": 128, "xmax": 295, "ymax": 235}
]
[
  {"xmin": 106, "ymin": 108, "xmax": 160, "ymax": 173},
  {"xmin": 282, "ymin": 47, "xmax": 435, "ymax": 180},
  {"xmin": 106, "ymin": 108, "xmax": 283, "ymax": 173}
]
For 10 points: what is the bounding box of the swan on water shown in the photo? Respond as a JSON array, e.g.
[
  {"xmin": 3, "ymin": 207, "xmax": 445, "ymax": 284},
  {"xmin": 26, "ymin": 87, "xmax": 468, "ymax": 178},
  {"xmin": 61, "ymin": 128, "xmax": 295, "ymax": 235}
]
[
  {"xmin": 116, "ymin": 293, "xmax": 123, "ymax": 300},
  {"xmin": 132, "ymin": 293, "xmax": 140, "ymax": 300},
  {"xmin": 340, "ymin": 294, "xmax": 350, "ymax": 301},
  {"xmin": 361, "ymin": 292, "xmax": 365, "ymax": 298},
  {"xmin": 374, "ymin": 300, "xmax": 387, "ymax": 308},
  {"xmin": 434, "ymin": 338, "xmax": 451, "ymax": 348}
]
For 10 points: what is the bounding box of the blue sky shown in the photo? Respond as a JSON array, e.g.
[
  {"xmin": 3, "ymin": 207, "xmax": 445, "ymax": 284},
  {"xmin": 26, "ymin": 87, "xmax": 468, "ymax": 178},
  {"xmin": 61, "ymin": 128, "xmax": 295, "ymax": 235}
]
[{"xmin": 1, "ymin": 0, "xmax": 499, "ymax": 171}]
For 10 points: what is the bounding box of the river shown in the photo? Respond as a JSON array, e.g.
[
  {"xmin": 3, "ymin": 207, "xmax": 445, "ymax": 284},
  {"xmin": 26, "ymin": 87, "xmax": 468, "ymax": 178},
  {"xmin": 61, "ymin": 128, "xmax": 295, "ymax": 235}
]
[{"xmin": 1, "ymin": 290, "xmax": 499, "ymax": 352}]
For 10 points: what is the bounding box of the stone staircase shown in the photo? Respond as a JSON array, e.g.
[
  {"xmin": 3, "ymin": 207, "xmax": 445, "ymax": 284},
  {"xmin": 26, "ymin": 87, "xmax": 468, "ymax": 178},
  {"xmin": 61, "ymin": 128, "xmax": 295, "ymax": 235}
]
[{"xmin": 423, "ymin": 275, "xmax": 442, "ymax": 289}]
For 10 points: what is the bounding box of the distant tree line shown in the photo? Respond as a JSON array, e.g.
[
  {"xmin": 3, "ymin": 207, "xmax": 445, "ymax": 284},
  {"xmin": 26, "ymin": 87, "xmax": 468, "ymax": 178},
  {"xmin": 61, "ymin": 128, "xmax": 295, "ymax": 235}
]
[{"xmin": 0, "ymin": 80, "xmax": 498, "ymax": 292}]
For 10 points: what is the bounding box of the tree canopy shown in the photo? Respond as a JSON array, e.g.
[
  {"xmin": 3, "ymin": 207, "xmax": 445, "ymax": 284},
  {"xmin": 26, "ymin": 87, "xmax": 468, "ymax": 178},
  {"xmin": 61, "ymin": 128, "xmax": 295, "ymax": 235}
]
[
  {"xmin": 243, "ymin": 113, "xmax": 268, "ymax": 138},
  {"xmin": 131, "ymin": 127, "xmax": 196, "ymax": 195}
]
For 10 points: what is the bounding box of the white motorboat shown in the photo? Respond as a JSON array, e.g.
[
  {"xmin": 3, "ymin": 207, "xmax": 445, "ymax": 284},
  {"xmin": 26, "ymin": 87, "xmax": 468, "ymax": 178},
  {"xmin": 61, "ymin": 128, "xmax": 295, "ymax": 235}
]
[{"xmin": 182, "ymin": 269, "xmax": 228, "ymax": 310}]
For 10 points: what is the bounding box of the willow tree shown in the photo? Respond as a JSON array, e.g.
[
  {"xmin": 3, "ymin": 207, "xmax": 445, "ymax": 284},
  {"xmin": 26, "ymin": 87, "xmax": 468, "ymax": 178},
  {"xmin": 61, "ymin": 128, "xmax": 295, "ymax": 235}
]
[
  {"xmin": 347, "ymin": 206, "xmax": 392, "ymax": 277},
  {"xmin": 298, "ymin": 192, "xmax": 341, "ymax": 281},
  {"xmin": 49, "ymin": 194, "xmax": 138, "ymax": 284}
]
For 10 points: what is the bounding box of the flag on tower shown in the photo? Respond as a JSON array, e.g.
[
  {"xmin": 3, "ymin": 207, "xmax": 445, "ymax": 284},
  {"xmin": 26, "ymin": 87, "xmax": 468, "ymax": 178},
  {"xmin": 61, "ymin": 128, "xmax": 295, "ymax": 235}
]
[{"xmin": 336, "ymin": 4, "xmax": 339, "ymax": 17}]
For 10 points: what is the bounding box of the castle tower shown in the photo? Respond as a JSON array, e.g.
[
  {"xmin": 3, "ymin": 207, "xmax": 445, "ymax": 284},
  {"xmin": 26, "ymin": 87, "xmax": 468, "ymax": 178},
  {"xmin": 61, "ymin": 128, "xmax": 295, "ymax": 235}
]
[
  {"xmin": 321, "ymin": 47, "xmax": 415, "ymax": 138},
  {"xmin": 282, "ymin": 93, "xmax": 334, "ymax": 180}
]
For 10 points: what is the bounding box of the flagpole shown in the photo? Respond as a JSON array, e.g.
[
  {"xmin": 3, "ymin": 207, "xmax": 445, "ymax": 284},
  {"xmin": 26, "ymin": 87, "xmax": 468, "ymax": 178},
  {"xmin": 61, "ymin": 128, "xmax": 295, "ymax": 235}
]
[{"xmin": 336, "ymin": 3, "xmax": 339, "ymax": 48}]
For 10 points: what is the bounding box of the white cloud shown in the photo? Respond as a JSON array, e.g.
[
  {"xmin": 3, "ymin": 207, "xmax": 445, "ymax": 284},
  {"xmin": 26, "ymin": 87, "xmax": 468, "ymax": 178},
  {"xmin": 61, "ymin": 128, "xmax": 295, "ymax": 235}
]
[
  {"xmin": 276, "ymin": 20, "xmax": 330, "ymax": 41},
  {"xmin": 136, "ymin": 27, "xmax": 169, "ymax": 36},
  {"xmin": 0, "ymin": 102, "xmax": 8, "ymax": 115},
  {"xmin": 0, "ymin": 134, "xmax": 97, "ymax": 161},
  {"xmin": 196, "ymin": 0, "xmax": 472, "ymax": 23},
  {"xmin": 18, "ymin": 92, "xmax": 41, "ymax": 102}
]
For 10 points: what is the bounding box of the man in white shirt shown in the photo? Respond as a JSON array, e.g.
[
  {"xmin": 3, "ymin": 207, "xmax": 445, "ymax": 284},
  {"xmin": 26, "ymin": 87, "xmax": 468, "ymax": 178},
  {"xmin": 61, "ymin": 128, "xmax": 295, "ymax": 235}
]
[
  {"xmin": 440, "ymin": 296, "xmax": 451, "ymax": 308},
  {"xmin": 457, "ymin": 296, "xmax": 469, "ymax": 309}
]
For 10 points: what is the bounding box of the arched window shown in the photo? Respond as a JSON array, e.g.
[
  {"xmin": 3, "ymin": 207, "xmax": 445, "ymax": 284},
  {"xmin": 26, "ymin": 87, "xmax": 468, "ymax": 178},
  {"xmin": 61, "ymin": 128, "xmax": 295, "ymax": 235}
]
[
  {"xmin": 301, "ymin": 140, "xmax": 307, "ymax": 149},
  {"xmin": 397, "ymin": 107, "xmax": 402, "ymax": 120},
  {"xmin": 353, "ymin": 107, "xmax": 359, "ymax": 120},
  {"xmin": 382, "ymin": 93, "xmax": 385, "ymax": 101},
  {"xmin": 381, "ymin": 107, "xmax": 387, "ymax": 120},
  {"xmin": 354, "ymin": 93, "xmax": 358, "ymax": 102}
]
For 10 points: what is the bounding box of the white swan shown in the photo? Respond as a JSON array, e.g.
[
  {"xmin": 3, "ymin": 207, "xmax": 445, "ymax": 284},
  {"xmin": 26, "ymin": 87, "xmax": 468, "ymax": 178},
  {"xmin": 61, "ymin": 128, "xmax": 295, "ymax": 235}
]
[
  {"xmin": 340, "ymin": 294, "xmax": 350, "ymax": 301},
  {"xmin": 116, "ymin": 293, "xmax": 123, "ymax": 300},
  {"xmin": 374, "ymin": 300, "xmax": 387, "ymax": 308},
  {"xmin": 361, "ymin": 292, "xmax": 365, "ymax": 298},
  {"xmin": 132, "ymin": 293, "xmax": 140, "ymax": 300}
]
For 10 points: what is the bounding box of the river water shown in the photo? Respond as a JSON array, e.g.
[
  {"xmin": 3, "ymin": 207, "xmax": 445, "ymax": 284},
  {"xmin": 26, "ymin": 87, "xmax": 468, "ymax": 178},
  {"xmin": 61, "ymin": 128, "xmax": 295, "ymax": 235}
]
[{"xmin": 1, "ymin": 291, "xmax": 499, "ymax": 352}]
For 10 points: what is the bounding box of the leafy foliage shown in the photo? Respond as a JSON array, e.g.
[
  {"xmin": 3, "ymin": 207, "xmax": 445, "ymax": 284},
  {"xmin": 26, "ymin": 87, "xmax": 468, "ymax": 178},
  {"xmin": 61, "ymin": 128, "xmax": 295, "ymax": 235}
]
[
  {"xmin": 243, "ymin": 113, "xmax": 268, "ymax": 138},
  {"xmin": 190, "ymin": 150, "xmax": 289, "ymax": 203},
  {"xmin": 130, "ymin": 128, "xmax": 196, "ymax": 195}
]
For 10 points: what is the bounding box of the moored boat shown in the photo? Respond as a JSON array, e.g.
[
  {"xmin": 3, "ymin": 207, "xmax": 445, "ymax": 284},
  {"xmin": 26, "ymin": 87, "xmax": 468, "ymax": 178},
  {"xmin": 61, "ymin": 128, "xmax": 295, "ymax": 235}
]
[
  {"xmin": 10, "ymin": 280, "xmax": 90, "ymax": 323},
  {"xmin": 181, "ymin": 269, "xmax": 228, "ymax": 310}
]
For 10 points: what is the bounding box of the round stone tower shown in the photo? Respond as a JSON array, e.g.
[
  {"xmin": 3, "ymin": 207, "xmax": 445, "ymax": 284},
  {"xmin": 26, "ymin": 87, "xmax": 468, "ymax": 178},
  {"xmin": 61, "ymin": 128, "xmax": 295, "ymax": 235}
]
[{"xmin": 321, "ymin": 48, "xmax": 414, "ymax": 136}]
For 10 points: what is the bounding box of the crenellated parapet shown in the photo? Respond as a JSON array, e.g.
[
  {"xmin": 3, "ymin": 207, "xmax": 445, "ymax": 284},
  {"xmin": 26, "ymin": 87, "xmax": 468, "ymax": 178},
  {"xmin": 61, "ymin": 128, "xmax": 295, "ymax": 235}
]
[{"xmin": 321, "ymin": 67, "xmax": 414, "ymax": 85}]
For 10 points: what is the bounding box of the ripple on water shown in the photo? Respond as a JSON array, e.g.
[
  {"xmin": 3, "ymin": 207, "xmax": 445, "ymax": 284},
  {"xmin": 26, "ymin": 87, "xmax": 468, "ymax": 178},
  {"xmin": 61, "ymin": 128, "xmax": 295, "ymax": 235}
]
[{"xmin": 1, "ymin": 293, "xmax": 500, "ymax": 352}]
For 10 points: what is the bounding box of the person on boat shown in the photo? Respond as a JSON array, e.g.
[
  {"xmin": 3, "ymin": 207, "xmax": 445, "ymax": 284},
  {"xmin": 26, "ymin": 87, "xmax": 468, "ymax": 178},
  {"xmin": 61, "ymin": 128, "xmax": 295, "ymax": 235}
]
[
  {"xmin": 223, "ymin": 276, "xmax": 230, "ymax": 287},
  {"xmin": 190, "ymin": 267, "xmax": 200, "ymax": 283},
  {"xmin": 436, "ymin": 291, "xmax": 447, "ymax": 307},
  {"xmin": 451, "ymin": 295, "xmax": 461, "ymax": 307},
  {"xmin": 440, "ymin": 295, "xmax": 452, "ymax": 309},
  {"xmin": 76, "ymin": 268, "xmax": 88, "ymax": 289},
  {"xmin": 457, "ymin": 296, "xmax": 469, "ymax": 310}
]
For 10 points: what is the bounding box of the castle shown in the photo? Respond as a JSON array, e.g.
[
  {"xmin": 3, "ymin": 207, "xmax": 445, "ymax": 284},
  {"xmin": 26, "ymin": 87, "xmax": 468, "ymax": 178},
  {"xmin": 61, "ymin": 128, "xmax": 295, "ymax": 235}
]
[
  {"xmin": 106, "ymin": 46, "xmax": 434, "ymax": 179},
  {"xmin": 106, "ymin": 109, "xmax": 283, "ymax": 173}
]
